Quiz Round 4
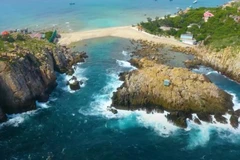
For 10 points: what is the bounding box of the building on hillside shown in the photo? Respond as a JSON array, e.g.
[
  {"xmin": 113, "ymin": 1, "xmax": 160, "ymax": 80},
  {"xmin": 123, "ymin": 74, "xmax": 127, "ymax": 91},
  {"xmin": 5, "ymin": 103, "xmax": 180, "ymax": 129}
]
[
  {"xmin": 30, "ymin": 33, "xmax": 45, "ymax": 39},
  {"xmin": 203, "ymin": 11, "xmax": 214, "ymax": 22},
  {"xmin": 180, "ymin": 33, "xmax": 196, "ymax": 45}
]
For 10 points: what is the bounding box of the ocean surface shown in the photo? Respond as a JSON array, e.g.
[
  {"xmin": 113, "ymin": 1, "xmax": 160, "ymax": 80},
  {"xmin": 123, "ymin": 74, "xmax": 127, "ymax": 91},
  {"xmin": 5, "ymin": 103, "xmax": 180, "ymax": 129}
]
[
  {"xmin": 0, "ymin": 0, "xmax": 229, "ymax": 32},
  {"xmin": 1, "ymin": 37, "xmax": 240, "ymax": 160},
  {"xmin": 1, "ymin": 0, "xmax": 240, "ymax": 160}
]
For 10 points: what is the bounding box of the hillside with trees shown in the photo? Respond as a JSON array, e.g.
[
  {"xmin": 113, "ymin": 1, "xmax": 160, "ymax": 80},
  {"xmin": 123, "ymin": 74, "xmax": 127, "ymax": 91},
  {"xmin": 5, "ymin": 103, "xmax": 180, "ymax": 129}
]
[{"xmin": 140, "ymin": 2, "xmax": 240, "ymax": 50}]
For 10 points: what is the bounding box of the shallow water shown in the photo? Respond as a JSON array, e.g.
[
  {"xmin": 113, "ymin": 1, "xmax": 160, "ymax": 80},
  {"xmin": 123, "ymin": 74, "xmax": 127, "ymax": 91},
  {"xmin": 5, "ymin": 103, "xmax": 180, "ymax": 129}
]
[
  {"xmin": 0, "ymin": 0, "xmax": 229, "ymax": 31},
  {"xmin": 1, "ymin": 37, "xmax": 240, "ymax": 160}
]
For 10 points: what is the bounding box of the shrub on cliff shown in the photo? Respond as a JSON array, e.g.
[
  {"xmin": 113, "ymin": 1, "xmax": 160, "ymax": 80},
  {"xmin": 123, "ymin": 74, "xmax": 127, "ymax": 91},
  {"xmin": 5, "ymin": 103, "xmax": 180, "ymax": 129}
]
[
  {"xmin": 45, "ymin": 31, "xmax": 53, "ymax": 40},
  {"xmin": 1, "ymin": 35, "xmax": 15, "ymax": 43},
  {"xmin": 16, "ymin": 34, "xmax": 25, "ymax": 41}
]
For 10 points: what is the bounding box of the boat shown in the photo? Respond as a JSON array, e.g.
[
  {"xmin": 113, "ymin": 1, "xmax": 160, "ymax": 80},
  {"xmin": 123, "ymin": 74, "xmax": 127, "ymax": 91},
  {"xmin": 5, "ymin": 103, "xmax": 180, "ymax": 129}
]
[{"xmin": 193, "ymin": 0, "xmax": 197, "ymax": 4}]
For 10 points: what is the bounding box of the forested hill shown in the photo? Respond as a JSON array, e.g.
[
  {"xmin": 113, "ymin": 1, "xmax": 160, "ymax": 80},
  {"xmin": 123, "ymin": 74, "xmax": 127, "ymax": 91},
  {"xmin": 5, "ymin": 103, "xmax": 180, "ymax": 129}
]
[{"xmin": 140, "ymin": 2, "xmax": 240, "ymax": 50}]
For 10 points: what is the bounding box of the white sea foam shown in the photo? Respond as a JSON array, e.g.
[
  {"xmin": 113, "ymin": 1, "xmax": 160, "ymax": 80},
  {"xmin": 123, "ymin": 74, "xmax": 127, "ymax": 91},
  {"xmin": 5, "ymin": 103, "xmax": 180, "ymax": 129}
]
[
  {"xmin": 122, "ymin": 50, "xmax": 128, "ymax": 56},
  {"xmin": 0, "ymin": 110, "xmax": 36, "ymax": 129},
  {"xmin": 59, "ymin": 63, "xmax": 87, "ymax": 93},
  {"xmin": 226, "ymin": 91, "xmax": 240, "ymax": 111},
  {"xmin": 79, "ymin": 73, "xmax": 128, "ymax": 118},
  {"xmin": 83, "ymin": 62, "xmax": 240, "ymax": 147},
  {"xmin": 206, "ymin": 70, "xmax": 219, "ymax": 75},
  {"xmin": 116, "ymin": 60, "xmax": 136, "ymax": 70},
  {"xmin": 192, "ymin": 66, "xmax": 220, "ymax": 75},
  {"xmin": 36, "ymin": 101, "xmax": 51, "ymax": 109},
  {"xmin": 184, "ymin": 113, "xmax": 240, "ymax": 149},
  {"xmin": 134, "ymin": 110, "xmax": 179, "ymax": 136},
  {"xmin": 0, "ymin": 100, "xmax": 53, "ymax": 129}
]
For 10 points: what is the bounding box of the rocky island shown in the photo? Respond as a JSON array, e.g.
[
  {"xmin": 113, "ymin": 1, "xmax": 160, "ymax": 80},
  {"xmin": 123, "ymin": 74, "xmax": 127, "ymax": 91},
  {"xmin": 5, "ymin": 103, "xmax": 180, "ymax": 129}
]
[
  {"xmin": 0, "ymin": 32, "xmax": 87, "ymax": 122},
  {"xmin": 112, "ymin": 57, "xmax": 233, "ymax": 128}
]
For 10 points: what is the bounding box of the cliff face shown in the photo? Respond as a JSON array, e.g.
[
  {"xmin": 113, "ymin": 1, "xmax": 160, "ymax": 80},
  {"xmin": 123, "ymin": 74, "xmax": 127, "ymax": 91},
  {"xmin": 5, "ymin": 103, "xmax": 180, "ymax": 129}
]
[
  {"xmin": 194, "ymin": 46, "xmax": 240, "ymax": 83},
  {"xmin": 174, "ymin": 46, "xmax": 240, "ymax": 83},
  {"xmin": 0, "ymin": 43, "xmax": 87, "ymax": 122},
  {"xmin": 112, "ymin": 58, "xmax": 233, "ymax": 127}
]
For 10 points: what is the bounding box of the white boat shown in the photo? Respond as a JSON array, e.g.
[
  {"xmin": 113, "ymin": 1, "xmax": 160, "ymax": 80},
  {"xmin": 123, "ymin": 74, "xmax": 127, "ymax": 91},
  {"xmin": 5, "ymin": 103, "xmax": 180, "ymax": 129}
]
[{"xmin": 193, "ymin": 0, "xmax": 197, "ymax": 4}]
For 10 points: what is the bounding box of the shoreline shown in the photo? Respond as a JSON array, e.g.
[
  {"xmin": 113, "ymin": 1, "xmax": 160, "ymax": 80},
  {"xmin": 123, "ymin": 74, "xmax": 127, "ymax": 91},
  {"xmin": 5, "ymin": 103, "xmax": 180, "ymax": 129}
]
[{"xmin": 58, "ymin": 26, "xmax": 191, "ymax": 48}]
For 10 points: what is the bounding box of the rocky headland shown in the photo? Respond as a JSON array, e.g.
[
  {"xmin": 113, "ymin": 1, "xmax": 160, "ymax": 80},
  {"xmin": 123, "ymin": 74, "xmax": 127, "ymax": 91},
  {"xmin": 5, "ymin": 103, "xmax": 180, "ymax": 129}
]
[
  {"xmin": 112, "ymin": 40, "xmax": 237, "ymax": 128},
  {"xmin": 0, "ymin": 33, "xmax": 87, "ymax": 122}
]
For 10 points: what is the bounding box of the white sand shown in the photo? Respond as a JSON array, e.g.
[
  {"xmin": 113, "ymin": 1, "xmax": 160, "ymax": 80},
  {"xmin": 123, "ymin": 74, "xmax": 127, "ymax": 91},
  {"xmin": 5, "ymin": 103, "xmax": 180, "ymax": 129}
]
[{"xmin": 58, "ymin": 26, "xmax": 191, "ymax": 47}]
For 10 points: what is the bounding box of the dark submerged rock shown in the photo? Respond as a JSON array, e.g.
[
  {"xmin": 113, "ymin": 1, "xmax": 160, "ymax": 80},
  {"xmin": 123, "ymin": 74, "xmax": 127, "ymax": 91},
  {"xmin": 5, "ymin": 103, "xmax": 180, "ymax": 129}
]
[
  {"xmin": 166, "ymin": 112, "xmax": 192, "ymax": 128},
  {"xmin": 194, "ymin": 117, "xmax": 201, "ymax": 125},
  {"xmin": 197, "ymin": 114, "xmax": 212, "ymax": 123},
  {"xmin": 214, "ymin": 114, "xmax": 227, "ymax": 124},
  {"xmin": 0, "ymin": 106, "xmax": 7, "ymax": 123},
  {"xmin": 230, "ymin": 115, "xmax": 239, "ymax": 128},
  {"xmin": 68, "ymin": 76, "xmax": 81, "ymax": 91},
  {"xmin": 107, "ymin": 106, "xmax": 118, "ymax": 114}
]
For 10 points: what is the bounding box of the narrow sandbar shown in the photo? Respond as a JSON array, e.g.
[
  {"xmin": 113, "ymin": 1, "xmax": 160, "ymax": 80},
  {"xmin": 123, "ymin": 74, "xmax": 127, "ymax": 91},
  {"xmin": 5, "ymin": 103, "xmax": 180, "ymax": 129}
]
[{"xmin": 58, "ymin": 26, "xmax": 191, "ymax": 48}]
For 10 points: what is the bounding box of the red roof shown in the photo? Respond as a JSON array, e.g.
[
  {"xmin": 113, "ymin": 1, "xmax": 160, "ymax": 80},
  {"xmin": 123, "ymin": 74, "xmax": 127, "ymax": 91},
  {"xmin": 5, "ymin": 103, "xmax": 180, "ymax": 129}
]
[
  {"xmin": 204, "ymin": 11, "xmax": 214, "ymax": 18},
  {"xmin": 1, "ymin": 31, "xmax": 9, "ymax": 36}
]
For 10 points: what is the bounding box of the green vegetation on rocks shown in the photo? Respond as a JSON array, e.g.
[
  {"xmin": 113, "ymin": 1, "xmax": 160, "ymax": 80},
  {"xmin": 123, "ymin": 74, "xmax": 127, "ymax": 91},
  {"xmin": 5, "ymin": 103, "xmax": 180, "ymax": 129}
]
[
  {"xmin": 140, "ymin": 2, "xmax": 240, "ymax": 49},
  {"xmin": 45, "ymin": 31, "xmax": 53, "ymax": 40},
  {"xmin": 0, "ymin": 33, "xmax": 55, "ymax": 58}
]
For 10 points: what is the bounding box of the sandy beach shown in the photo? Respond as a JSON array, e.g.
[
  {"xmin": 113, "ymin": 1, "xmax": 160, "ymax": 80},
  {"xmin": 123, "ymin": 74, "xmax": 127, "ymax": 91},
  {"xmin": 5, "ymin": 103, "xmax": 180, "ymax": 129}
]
[{"xmin": 58, "ymin": 26, "xmax": 191, "ymax": 48}]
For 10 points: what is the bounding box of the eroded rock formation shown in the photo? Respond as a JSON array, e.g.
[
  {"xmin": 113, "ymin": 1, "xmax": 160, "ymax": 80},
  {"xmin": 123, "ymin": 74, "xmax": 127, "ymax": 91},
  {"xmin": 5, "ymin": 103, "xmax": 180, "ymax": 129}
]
[
  {"xmin": 0, "ymin": 45, "xmax": 87, "ymax": 121},
  {"xmin": 112, "ymin": 58, "xmax": 233, "ymax": 127}
]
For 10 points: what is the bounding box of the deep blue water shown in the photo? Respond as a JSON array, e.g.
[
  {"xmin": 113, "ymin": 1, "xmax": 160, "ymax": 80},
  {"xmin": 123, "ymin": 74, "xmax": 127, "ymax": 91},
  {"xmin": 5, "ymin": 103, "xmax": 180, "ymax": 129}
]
[
  {"xmin": 1, "ymin": 37, "xmax": 240, "ymax": 160},
  {"xmin": 0, "ymin": 0, "xmax": 229, "ymax": 31}
]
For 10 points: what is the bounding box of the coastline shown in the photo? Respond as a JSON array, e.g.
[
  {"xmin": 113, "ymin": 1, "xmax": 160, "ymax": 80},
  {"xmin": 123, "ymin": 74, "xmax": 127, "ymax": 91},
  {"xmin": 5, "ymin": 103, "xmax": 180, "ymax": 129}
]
[{"xmin": 58, "ymin": 26, "xmax": 191, "ymax": 48}]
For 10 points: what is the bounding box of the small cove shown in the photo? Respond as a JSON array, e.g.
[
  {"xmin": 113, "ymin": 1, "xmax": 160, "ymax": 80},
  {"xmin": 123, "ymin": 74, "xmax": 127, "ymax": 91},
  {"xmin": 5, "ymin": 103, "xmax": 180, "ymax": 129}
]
[{"xmin": 1, "ymin": 37, "xmax": 240, "ymax": 159}]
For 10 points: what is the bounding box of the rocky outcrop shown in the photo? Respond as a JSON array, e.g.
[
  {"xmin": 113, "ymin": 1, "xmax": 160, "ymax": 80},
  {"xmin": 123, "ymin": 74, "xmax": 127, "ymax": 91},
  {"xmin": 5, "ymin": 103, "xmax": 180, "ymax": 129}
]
[
  {"xmin": 0, "ymin": 45, "xmax": 87, "ymax": 119},
  {"xmin": 184, "ymin": 46, "xmax": 240, "ymax": 83},
  {"xmin": 67, "ymin": 76, "xmax": 83, "ymax": 91},
  {"xmin": 112, "ymin": 58, "xmax": 233, "ymax": 127},
  {"xmin": 52, "ymin": 46, "xmax": 88, "ymax": 74}
]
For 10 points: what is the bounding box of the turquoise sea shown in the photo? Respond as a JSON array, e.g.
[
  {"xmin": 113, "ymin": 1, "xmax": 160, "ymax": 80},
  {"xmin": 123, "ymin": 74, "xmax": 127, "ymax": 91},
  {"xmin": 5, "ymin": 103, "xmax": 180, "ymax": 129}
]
[
  {"xmin": 0, "ymin": 0, "xmax": 229, "ymax": 32},
  {"xmin": 1, "ymin": 0, "xmax": 240, "ymax": 160}
]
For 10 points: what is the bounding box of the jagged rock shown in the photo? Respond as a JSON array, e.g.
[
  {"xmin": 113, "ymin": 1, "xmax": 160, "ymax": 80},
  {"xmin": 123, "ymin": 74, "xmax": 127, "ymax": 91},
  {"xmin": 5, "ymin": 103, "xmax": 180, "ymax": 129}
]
[
  {"xmin": 197, "ymin": 114, "xmax": 212, "ymax": 123},
  {"xmin": 214, "ymin": 114, "xmax": 228, "ymax": 124},
  {"xmin": 193, "ymin": 46, "xmax": 240, "ymax": 83},
  {"xmin": 52, "ymin": 48, "xmax": 88, "ymax": 73},
  {"xmin": 0, "ymin": 42, "xmax": 87, "ymax": 116},
  {"xmin": 0, "ymin": 106, "xmax": 7, "ymax": 123},
  {"xmin": 234, "ymin": 109, "xmax": 240, "ymax": 117},
  {"xmin": 184, "ymin": 58, "xmax": 202, "ymax": 68},
  {"xmin": 107, "ymin": 106, "xmax": 118, "ymax": 114},
  {"xmin": 194, "ymin": 117, "xmax": 201, "ymax": 125},
  {"xmin": 112, "ymin": 58, "xmax": 233, "ymax": 114},
  {"xmin": 166, "ymin": 112, "xmax": 192, "ymax": 128},
  {"xmin": 68, "ymin": 76, "xmax": 81, "ymax": 91},
  {"xmin": 230, "ymin": 115, "xmax": 239, "ymax": 128},
  {"xmin": 112, "ymin": 58, "xmax": 233, "ymax": 128}
]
